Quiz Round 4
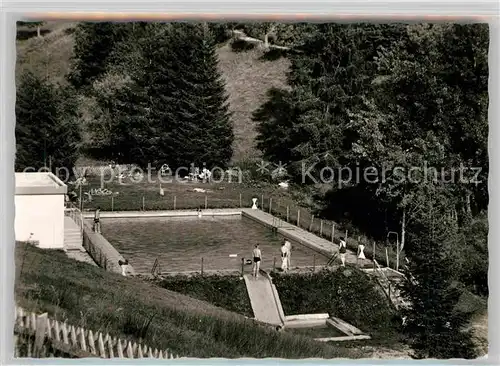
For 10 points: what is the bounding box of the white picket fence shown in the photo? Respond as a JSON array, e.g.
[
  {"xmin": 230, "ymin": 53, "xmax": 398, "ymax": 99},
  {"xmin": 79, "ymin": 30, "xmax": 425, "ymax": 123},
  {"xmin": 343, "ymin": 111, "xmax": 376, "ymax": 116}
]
[{"xmin": 14, "ymin": 306, "xmax": 182, "ymax": 359}]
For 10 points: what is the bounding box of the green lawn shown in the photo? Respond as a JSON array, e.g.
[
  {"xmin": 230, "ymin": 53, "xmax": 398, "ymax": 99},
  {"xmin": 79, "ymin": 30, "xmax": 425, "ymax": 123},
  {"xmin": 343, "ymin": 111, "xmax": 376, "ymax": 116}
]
[{"xmin": 15, "ymin": 242, "xmax": 370, "ymax": 359}]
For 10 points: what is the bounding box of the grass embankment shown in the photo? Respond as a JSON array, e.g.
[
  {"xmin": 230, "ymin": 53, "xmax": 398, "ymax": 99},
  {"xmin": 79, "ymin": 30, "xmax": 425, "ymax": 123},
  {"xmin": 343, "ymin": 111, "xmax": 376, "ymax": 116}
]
[
  {"xmin": 158, "ymin": 275, "xmax": 254, "ymax": 318},
  {"xmin": 15, "ymin": 242, "xmax": 368, "ymax": 358}
]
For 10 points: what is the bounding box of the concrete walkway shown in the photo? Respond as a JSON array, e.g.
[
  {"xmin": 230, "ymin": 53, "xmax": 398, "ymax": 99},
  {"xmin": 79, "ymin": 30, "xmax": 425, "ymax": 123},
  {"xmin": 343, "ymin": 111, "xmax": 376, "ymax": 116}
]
[
  {"xmin": 242, "ymin": 209, "xmax": 365, "ymax": 266},
  {"xmin": 243, "ymin": 273, "xmax": 283, "ymax": 327},
  {"xmin": 82, "ymin": 208, "xmax": 241, "ymax": 219}
]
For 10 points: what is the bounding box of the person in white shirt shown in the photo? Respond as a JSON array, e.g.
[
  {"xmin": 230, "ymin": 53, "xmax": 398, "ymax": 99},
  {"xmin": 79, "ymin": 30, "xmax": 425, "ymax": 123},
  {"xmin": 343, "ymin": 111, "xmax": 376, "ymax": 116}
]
[
  {"xmin": 252, "ymin": 244, "xmax": 262, "ymax": 278},
  {"xmin": 357, "ymin": 243, "xmax": 366, "ymax": 267},
  {"xmin": 280, "ymin": 242, "xmax": 288, "ymax": 272},
  {"xmin": 119, "ymin": 259, "xmax": 130, "ymax": 276},
  {"xmin": 339, "ymin": 237, "xmax": 347, "ymax": 267},
  {"xmin": 284, "ymin": 239, "xmax": 292, "ymax": 269}
]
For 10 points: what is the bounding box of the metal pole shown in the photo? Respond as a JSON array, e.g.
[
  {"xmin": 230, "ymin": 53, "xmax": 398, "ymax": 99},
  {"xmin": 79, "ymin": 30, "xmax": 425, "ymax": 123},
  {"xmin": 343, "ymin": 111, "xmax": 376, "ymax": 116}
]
[
  {"xmin": 205, "ymin": 195, "xmax": 208, "ymax": 209},
  {"xmin": 297, "ymin": 209, "xmax": 300, "ymax": 227},
  {"xmin": 174, "ymin": 196, "xmax": 177, "ymax": 210},
  {"xmin": 241, "ymin": 258, "xmax": 244, "ymax": 276},
  {"xmin": 79, "ymin": 183, "xmax": 83, "ymax": 211},
  {"xmin": 331, "ymin": 223, "xmax": 335, "ymax": 242},
  {"xmin": 286, "ymin": 206, "xmax": 289, "ymax": 222},
  {"xmin": 239, "ymin": 193, "xmax": 242, "ymax": 208},
  {"xmin": 396, "ymin": 238, "xmax": 400, "ymax": 271},
  {"xmin": 142, "ymin": 196, "xmax": 145, "ymax": 211},
  {"xmin": 111, "ymin": 196, "xmax": 114, "ymax": 212},
  {"xmin": 269, "ymin": 198, "xmax": 272, "ymax": 214},
  {"xmin": 320, "ymin": 220, "xmax": 323, "ymax": 236},
  {"xmin": 309, "ymin": 215, "xmax": 314, "ymax": 232},
  {"xmin": 373, "ymin": 241, "xmax": 376, "ymax": 270}
]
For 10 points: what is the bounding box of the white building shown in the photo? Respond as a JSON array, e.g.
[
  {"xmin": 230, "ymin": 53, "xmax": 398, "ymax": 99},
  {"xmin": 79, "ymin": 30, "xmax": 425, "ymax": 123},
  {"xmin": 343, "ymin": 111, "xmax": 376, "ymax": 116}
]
[{"xmin": 15, "ymin": 172, "xmax": 67, "ymax": 249}]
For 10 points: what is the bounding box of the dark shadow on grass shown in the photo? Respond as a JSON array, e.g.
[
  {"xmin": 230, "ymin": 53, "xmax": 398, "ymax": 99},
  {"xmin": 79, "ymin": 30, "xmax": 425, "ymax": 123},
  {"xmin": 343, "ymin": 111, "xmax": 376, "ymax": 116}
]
[
  {"xmin": 230, "ymin": 39, "xmax": 256, "ymax": 53},
  {"xmin": 16, "ymin": 29, "xmax": 51, "ymax": 41},
  {"xmin": 259, "ymin": 49, "xmax": 289, "ymax": 61}
]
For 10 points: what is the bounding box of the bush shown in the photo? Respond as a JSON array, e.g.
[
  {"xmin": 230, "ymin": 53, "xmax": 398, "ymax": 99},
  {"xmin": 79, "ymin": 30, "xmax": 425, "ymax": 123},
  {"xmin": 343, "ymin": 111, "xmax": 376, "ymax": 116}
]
[
  {"xmin": 272, "ymin": 267, "xmax": 400, "ymax": 334},
  {"xmin": 157, "ymin": 275, "xmax": 253, "ymax": 318}
]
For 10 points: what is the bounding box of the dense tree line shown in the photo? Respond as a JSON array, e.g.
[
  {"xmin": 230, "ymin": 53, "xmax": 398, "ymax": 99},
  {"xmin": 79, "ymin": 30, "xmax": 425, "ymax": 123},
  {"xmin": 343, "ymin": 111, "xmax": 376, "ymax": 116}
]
[
  {"xmin": 15, "ymin": 72, "xmax": 81, "ymax": 173},
  {"xmin": 253, "ymin": 23, "xmax": 488, "ymax": 358},
  {"xmin": 72, "ymin": 22, "xmax": 233, "ymax": 169}
]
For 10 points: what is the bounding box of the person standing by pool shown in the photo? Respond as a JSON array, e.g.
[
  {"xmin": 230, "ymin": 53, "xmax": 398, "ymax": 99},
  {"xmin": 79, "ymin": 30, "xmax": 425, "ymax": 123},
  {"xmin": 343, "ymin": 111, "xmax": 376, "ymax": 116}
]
[
  {"xmin": 280, "ymin": 241, "xmax": 288, "ymax": 272},
  {"xmin": 357, "ymin": 242, "xmax": 366, "ymax": 267},
  {"xmin": 252, "ymin": 244, "xmax": 262, "ymax": 278},
  {"xmin": 93, "ymin": 206, "xmax": 101, "ymax": 234},
  {"xmin": 284, "ymin": 239, "xmax": 292, "ymax": 269},
  {"xmin": 339, "ymin": 237, "xmax": 347, "ymax": 267},
  {"xmin": 119, "ymin": 259, "xmax": 130, "ymax": 276}
]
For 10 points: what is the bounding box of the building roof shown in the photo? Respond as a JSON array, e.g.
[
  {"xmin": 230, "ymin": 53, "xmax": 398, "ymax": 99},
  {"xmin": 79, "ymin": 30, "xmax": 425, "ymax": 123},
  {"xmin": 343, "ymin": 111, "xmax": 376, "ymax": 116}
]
[{"xmin": 15, "ymin": 172, "xmax": 67, "ymax": 195}]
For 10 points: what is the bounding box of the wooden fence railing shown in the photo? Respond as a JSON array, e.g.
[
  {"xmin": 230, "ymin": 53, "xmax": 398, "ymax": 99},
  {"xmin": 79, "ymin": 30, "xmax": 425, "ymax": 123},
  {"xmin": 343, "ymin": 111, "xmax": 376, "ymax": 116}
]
[
  {"xmin": 14, "ymin": 307, "xmax": 181, "ymax": 359},
  {"xmin": 64, "ymin": 203, "xmax": 84, "ymax": 236}
]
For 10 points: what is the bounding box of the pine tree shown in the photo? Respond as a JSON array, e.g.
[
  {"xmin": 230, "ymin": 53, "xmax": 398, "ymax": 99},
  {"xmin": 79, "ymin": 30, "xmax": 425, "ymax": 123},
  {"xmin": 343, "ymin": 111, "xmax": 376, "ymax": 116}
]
[
  {"xmin": 145, "ymin": 23, "xmax": 233, "ymax": 169},
  {"xmin": 68, "ymin": 22, "xmax": 127, "ymax": 89},
  {"xmin": 15, "ymin": 72, "xmax": 81, "ymax": 173},
  {"xmin": 400, "ymin": 188, "xmax": 477, "ymax": 359}
]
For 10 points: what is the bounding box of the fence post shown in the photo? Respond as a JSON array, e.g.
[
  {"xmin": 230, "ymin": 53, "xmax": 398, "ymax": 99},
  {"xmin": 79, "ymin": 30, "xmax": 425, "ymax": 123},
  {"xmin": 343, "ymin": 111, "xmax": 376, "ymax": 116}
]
[
  {"xmin": 174, "ymin": 196, "xmax": 177, "ymax": 210},
  {"xmin": 241, "ymin": 258, "xmax": 244, "ymax": 276},
  {"xmin": 331, "ymin": 223, "xmax": 335, "ymax": 242},
  {"xmin": 239, "ymin": 193, "xmax": 242, "ymax": 208},
  {"xmin": 205, "ymin": 195, "xmax": 208, "ymax": 209},
  {"xmin": 269, "ymin": 198, "xmax": 273, "ymax": 214},
  {"xmin": 142, "ymin": 196, "xmax": 145, "ymax": 211},
  {"xmin": 345, "ymin": 230, "xmax": 348, "ymax": 242},
  {"xmin": 373, "ymin": 241, "xmax": 376, "ymax": 270},
  {"xmin": 297, "ymin": 209, "xmax": 301, "ymax": 227},
  {"xmin": 35, "ymin": 312, "xmax": 48, "ymax": 357},
  {"xmin": 309, "ymin": 215, "xmax": 314, "ymax": 232},
  {"xmin": 386, "ymin": 247, "xmax": 390, "ymax": 269},
  {"xmin": 111, "ymin": 196, "xmax": 114, "ymax": 212},
  {"xmin": 320, "ymin": 220, "xmax": 323, "ymax": 237},
  {"xmin": 201, "ymin": 257, "xmax": 204, "ymax": 276},
  {"xmin": 261, "ymin": 195, "xmax": 264, "ymax": 210},
  {"xmin": 286, "ymin": 206, "xmax": 289, "ymax": 222}
]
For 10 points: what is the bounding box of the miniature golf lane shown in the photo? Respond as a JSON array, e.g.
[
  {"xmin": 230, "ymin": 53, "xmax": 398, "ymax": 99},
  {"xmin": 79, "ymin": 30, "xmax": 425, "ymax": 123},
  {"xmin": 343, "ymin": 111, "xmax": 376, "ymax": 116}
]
[
  {"xmin": 243, "ymin": 273, "xmax": 283, "ymax": 326},
  {"xmin": 100, "ymin": 216, "xmax": 329, "ymax": 274}
]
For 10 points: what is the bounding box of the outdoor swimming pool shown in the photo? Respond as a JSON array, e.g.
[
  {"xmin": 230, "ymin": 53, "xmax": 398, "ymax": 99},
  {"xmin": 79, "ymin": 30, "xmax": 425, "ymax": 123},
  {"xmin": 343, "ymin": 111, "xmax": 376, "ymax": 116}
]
[{"xmin": 100, "ymin": 215, "xmax": 330, "ymax": 274}]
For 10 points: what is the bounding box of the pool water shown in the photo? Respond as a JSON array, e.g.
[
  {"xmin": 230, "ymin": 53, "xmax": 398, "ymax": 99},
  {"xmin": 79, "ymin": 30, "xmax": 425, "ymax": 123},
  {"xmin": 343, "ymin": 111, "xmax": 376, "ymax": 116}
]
[{"xmin": 101, "ymin": 216, "xmax": 329, "ymax": 274}]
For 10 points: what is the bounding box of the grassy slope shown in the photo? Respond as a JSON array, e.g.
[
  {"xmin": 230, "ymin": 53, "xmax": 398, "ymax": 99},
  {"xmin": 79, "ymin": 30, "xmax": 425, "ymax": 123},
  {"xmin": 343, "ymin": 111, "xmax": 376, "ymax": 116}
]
[
  {"xmin": 15, "ymin": 242, "xmax": 368, "ymax": 358},
  {"xmin": 15, "ymin": 21, "xmax": 290, "ymax": 163}
]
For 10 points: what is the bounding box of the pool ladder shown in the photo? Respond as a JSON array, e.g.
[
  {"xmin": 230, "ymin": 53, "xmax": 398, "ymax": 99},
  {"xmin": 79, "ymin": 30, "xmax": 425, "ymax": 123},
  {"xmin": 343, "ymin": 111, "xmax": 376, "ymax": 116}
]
[
  {"xmin": 326, "ymin": 252, "xmax": 338, "ymax": 266},
  {"xmin": 151, "ymin": 258, "xmax": 160, "ymax": 276}
]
